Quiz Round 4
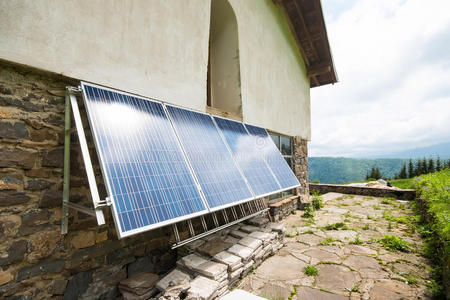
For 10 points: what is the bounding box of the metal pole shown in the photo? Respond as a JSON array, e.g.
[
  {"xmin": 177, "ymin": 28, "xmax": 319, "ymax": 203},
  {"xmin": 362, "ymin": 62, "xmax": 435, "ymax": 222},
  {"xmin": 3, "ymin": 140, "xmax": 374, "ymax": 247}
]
[{"xmin": 61, "ymin": 91, "xmax": 72, "ymax": 235}]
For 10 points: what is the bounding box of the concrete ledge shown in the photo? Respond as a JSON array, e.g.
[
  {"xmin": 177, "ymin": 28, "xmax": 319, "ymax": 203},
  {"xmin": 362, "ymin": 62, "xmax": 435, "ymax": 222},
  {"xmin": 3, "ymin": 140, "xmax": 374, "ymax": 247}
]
[{"xmin": 309, "ymin": 183, "xmax": 415, "ymax": 200}]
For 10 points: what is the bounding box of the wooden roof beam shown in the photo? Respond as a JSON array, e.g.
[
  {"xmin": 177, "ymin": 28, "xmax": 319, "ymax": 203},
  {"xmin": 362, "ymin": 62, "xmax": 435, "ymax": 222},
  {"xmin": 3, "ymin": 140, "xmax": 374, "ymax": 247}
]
[
  {"xmin": 307, "ymin": 62, "xmax": 331, "ymax": 77},
  {"xmin": 292, "ymin": 0, "xmax": 320, "ymax": 63}
]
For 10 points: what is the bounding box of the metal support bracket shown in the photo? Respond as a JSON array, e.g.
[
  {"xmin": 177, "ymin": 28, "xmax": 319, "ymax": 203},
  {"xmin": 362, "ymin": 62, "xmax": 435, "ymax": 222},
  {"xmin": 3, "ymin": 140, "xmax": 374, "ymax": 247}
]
[{"xmin": 61, "ymin": 86, "xmax": 109, "ymax": 235}]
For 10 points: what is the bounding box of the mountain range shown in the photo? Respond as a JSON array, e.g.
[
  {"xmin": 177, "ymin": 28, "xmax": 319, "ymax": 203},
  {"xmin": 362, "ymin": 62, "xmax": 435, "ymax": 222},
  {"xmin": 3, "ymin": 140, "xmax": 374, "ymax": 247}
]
[{"xmin": 356, "ymin": 142, "xmax": 450, "ymax": 159}]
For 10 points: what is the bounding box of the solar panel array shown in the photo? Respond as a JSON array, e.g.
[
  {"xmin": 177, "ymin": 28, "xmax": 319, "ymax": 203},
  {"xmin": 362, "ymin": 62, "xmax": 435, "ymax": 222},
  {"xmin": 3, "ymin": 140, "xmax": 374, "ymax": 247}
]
[
  {"xmin": 166, "ymin": 106, "xmax": 252, "ymax": 210},
  {"xmin": 245, "ymin": 124, "xmax": 301, "ymax": 190},
  {"xmin": 213, "ymin": 117, "xmax": 281, "ymax": 197},
  {"xmin": 81, "ymin": 82, "xmax": 300, "ymax": 238}
]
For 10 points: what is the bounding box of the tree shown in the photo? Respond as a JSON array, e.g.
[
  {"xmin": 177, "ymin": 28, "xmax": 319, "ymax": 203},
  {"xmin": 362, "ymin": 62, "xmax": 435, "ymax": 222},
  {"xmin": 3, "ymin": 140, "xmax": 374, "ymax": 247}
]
[
  {"xmin": 408, "ymin": 159, "xmax": 415, "ymax": 178},
  {"xmin": 436, "ymin": 156, "xmax": 442, "ymax": 172},
  {"xmin": 365, "ymin": 171, "xmax": 369, "ymax": 180},
  {"xmin": 417, "ymin": 158, "xmax": 427, "ymax": 175},
  {"xmin": 398, "ymin": 164, "xmax": 407, "ymax": 179},
  {"xmin": 374, "ymin": 167, "xmax": 382, "ymax": 179},
  {"xmin": 428, "ymin": 158, "xmax": 435, "ymax": 173}
]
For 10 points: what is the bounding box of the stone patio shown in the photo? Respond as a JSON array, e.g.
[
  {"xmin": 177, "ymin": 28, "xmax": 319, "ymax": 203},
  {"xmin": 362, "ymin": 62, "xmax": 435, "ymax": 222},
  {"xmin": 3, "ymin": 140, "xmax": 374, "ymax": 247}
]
[{"xmin": 238, "ymin": 192, "xmax": 433, "ymax": 300}]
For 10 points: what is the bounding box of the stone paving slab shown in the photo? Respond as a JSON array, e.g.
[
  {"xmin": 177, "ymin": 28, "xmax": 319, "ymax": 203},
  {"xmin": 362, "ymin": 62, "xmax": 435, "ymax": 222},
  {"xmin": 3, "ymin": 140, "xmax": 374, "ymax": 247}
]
[
  {"xmin": 238, "ymin": 236, "xmax": 263, "ymax": 250},
  {"xmin": 212, "ymin": 251, "xmax": 242, "ymax": 271},
  {"xmin": 239, "ymin": 193, "xmax": 434, "ymax": 299},
  {"xmin": 156, "ymin": 269, "xmax": 190, "ymax": 292},
  {"xmin": 227, "ymin": 244, "xmax": 254, "ymax": 262},
  {"xmin": 188, "ymin": 276, "xmax": 219, "ymax": 300}
]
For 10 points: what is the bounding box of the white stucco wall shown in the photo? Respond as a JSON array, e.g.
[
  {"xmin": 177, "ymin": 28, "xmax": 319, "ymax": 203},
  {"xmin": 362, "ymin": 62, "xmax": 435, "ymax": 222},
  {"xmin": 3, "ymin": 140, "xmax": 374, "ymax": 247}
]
[
  {"xmin": 0, "ymin": 0, "xmax": 311, "ymax": 139},
  {"xmin": 0, "ymin": 0, "xmax": 211, "ymax": 111},
  {"xmin": 229, "ymin": 0, "xmax": 311, "ymax": 139}
]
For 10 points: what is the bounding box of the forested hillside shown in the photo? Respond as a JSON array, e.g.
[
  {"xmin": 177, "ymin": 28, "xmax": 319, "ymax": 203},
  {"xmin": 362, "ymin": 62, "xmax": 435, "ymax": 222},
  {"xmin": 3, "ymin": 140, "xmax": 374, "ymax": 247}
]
[{"xmin": 308, "ymin": 157, "xmax": 409, "ymax": 184}]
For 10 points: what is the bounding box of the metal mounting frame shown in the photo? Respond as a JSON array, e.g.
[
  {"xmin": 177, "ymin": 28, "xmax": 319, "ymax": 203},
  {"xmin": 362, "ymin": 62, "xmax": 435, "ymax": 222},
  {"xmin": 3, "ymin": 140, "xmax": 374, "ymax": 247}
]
[
  {"xmin": 170, "ymin": 198, "xmax": 269, "ymax": 249},
  {"xmin": 61, "ymin": 86, "xmax": 109, "ymax": 235}
]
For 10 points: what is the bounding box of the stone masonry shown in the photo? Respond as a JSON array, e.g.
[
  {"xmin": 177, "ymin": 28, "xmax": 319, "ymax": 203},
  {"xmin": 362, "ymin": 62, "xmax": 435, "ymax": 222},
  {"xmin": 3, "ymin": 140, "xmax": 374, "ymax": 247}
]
[
  {"xmin": 0, "ymin": 61, "xmax": 306, "ymax": 299},
  {"xmin": 293, "ymin": 137, "xmax": 309, "ymax": 205},
  {"xmin": 0, "ymin": 62, "xmax": 184, "ymax": 299}
]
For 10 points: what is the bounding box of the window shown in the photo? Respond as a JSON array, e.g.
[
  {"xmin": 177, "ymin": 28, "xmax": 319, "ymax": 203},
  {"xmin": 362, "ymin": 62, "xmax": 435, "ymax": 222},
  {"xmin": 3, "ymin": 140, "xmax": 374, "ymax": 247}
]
[
  {"xmin": 269, "ymin": 132, "xmax": 294, "ymax": 201},
  {"xmin": 207, "ymin": 0, "xmax": 242, "ymax": 116}
]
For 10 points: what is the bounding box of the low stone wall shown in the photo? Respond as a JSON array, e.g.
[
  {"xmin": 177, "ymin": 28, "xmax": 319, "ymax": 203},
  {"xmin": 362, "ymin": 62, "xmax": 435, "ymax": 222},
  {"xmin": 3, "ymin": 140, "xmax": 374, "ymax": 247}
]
[
  {"xmin": 269, "ymin": 196, "xmax": 298, "ymax": 221},
  {"xmin": 309, "ymin": 183, "xmax": 416, "ymax": 200}
]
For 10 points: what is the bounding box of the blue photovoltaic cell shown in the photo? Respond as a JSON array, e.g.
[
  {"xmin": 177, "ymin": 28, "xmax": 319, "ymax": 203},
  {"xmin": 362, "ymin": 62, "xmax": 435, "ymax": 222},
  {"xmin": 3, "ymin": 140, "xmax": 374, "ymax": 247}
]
[
  {"xmin": 81, "ymin": 83, "xmax": 207, "ymax": 236},
  {"xmin": 166, "ymin": 106, "xmax": 253, "ymax": 209},
  {"xmin": 244, "ymin": 124, "xmax": 300, "ymax": 190},
  {"xmin": 213, "ymin": 117, "xmax": 281, "ymax": 197}
]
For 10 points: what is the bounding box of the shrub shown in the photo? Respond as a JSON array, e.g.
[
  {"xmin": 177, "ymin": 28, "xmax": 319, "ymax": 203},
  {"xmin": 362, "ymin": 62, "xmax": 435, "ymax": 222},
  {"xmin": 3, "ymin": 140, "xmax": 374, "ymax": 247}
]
[
  {"xmin": 414, "ymin": 169, "xmax": 449, "ymax": 297},
  {"xmin": 310, "ymin": 179, "xmax": 320, "ymax": 183},
  {"xmin": 312, "ymin": 196, "xmax": 324, "ymax": 210},
  {"xmin": 304, "ymin": 265, "xmax": 318, "ymax": 276},
  {"xmin": 302, "ymin": 204, "xmax": 315, "ymax": 218},
  {"xmin": 377, "ymin": 235, "xmax": 410, "ymax": 252}
]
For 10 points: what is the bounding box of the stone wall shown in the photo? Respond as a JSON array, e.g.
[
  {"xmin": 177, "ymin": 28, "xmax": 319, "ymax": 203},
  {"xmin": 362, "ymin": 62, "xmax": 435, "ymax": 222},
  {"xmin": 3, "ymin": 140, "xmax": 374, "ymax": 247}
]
[
  {"xmin": 0, "ymin": 62, "xmax": 178, "ymax": 299},
  {"xmin": 309, "ymin": 183, "xmax": 416, "ymax": 200},
  {"xmin": 293, "ymin": 137, "xmax": 309, "ymax": 204}
]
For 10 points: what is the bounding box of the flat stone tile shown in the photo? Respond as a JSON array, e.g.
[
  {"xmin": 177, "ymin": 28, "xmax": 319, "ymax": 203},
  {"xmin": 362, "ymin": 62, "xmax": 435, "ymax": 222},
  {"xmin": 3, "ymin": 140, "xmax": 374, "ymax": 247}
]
[
  {"xmin": 230, "ymin": 230, "xmax": 248, "ymax": 239},
  {"xmin": 177, "ymin": 254, "xmax": 208, "ymax": 270},
  {"xmin": 227, "ymin": 244, "xmax": 254, "ymax": 261},
  {"xmin": 156, "ymin": 269, "xmax": 190, "ymax": 291},
  {"xmin": 197, "ymin": 238, "xmax": 233, "ymax": 257},
  {"xmin": 296, "ymin": 286, "xmax": 348, "ymax": 300},
  {"xmin": 240, "ymin": 225, "xmax": 260, "ymax": 233},
  {"xmin": 238, "ymin": 236, "xmax": 263, "ymax": 250},
  {"xmin": 213, "ymin": 251, "xmax": 242, "ymax": 270},
  {"xmin": 255, "ymin": 255, "xmax": 307, "ymax": 281},
  {"xmin": 195, "ymin": 261, "xmax": 227, "ymax": 280},
  {"xmin": 188, "ymin": 276, "xmax": 219, "ymax": 300},
  {"xmin": 315, "ymin": 264, "xmax": 360, "ymax": 294}
]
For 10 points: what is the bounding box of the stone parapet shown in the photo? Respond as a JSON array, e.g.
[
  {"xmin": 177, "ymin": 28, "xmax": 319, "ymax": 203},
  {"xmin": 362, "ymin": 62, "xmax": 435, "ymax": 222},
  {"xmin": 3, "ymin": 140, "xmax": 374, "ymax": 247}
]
[{"xmin": 309, "ymin": 183, "xmax": 416, "ymax": 200}]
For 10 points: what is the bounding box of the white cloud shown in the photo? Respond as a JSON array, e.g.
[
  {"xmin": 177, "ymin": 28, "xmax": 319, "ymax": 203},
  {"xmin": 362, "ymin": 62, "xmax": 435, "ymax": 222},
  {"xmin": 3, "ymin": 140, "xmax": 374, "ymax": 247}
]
[{"xmin": 310, "ymin": 0, "xmax": 450, "ymax": 157}]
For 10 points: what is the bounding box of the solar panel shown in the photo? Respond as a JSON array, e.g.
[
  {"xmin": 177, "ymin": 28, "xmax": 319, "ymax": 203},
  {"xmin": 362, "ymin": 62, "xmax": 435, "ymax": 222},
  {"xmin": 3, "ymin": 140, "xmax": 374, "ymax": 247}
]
[
  {"xmin": 81, "ymin": 83, "xmax": 208, "ymax": 237},
  {"xmin": 213, "ymin": 116, "xmax": 281, "ymax": 197},
  {"xmin": 165, "ymin": 105, "xmax": 253, "ymax": 210},
  {"xmin": 244, "ymin": 124, "xmax": 300, "ymax": 190}
]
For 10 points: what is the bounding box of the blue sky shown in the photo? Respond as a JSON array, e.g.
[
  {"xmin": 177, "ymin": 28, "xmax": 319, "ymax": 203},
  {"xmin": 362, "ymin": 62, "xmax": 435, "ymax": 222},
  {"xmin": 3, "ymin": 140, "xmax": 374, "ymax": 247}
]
[{"xmin": 309, "ymin": 0, "xmax": 450, "ymax": 157}]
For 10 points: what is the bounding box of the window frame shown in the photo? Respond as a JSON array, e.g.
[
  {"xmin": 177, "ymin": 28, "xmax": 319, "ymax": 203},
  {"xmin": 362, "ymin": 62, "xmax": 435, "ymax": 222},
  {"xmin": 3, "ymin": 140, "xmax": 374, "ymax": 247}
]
[{"xmin": 268, "ymin": 132, "xmax": 295, "ymax": 203}]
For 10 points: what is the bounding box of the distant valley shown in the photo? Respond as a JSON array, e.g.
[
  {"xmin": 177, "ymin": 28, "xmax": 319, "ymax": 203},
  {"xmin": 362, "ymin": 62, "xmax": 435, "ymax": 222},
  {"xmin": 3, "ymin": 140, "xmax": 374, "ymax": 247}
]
[{"xmin": 308, "ymin": 157, "xmax": 411, "ymax": 184}]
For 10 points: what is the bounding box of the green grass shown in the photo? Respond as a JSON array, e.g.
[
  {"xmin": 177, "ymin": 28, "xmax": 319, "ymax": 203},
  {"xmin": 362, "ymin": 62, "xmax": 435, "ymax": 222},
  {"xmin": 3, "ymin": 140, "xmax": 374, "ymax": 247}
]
[
  {"xmin": 350, "ymin": 234, "xmax": 363, "ymax": 245},
  {"xmin": 304, "ymin": 265, "xmax": 318, "ymax": 276},
  {"xmin": 377, "ymin": 235, "xmax": 410, "ymax": 252},
  {"xmin": 351, "ymin": 284, "xmax": 360, "ymax": 292},
  {"xmin": 414, "ymin": 169, "xmax": 449, "ymax": 298},
  {"xmin": 311, "ymin": 191, "xmax": 324, "ymax": 210},
  {"xmin": 319, "ymin": 237, "xmax": 337, "ymax": 246},
  {"xmin": 390, "ymin": 177, "xmax": 415, "ymax": 189},
  {"xmin": 302, "ymin": 204, "xmax": 315, "ymax": 219},
  {"xmin": 403, "ymin": 274, "xmax": 418, "ymax": 285},
  {"xmin": 323, "ymin": 222, "xmax": 349, "ymax": 231}
]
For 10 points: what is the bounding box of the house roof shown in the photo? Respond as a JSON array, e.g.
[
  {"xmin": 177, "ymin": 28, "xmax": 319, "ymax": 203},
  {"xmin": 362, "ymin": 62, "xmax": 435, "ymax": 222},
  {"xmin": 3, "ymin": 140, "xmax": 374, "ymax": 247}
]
[{"xmin": 276, "ymin": 0, "xmax": 338, "ymax": 88}]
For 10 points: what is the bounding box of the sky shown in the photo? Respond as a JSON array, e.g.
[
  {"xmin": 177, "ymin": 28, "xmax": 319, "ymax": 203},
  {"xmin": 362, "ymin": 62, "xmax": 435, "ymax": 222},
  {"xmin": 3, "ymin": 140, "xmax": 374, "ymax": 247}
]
[{"xmin": 309, "ymin": 0, "xmax": 450, "ymax": 157}]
